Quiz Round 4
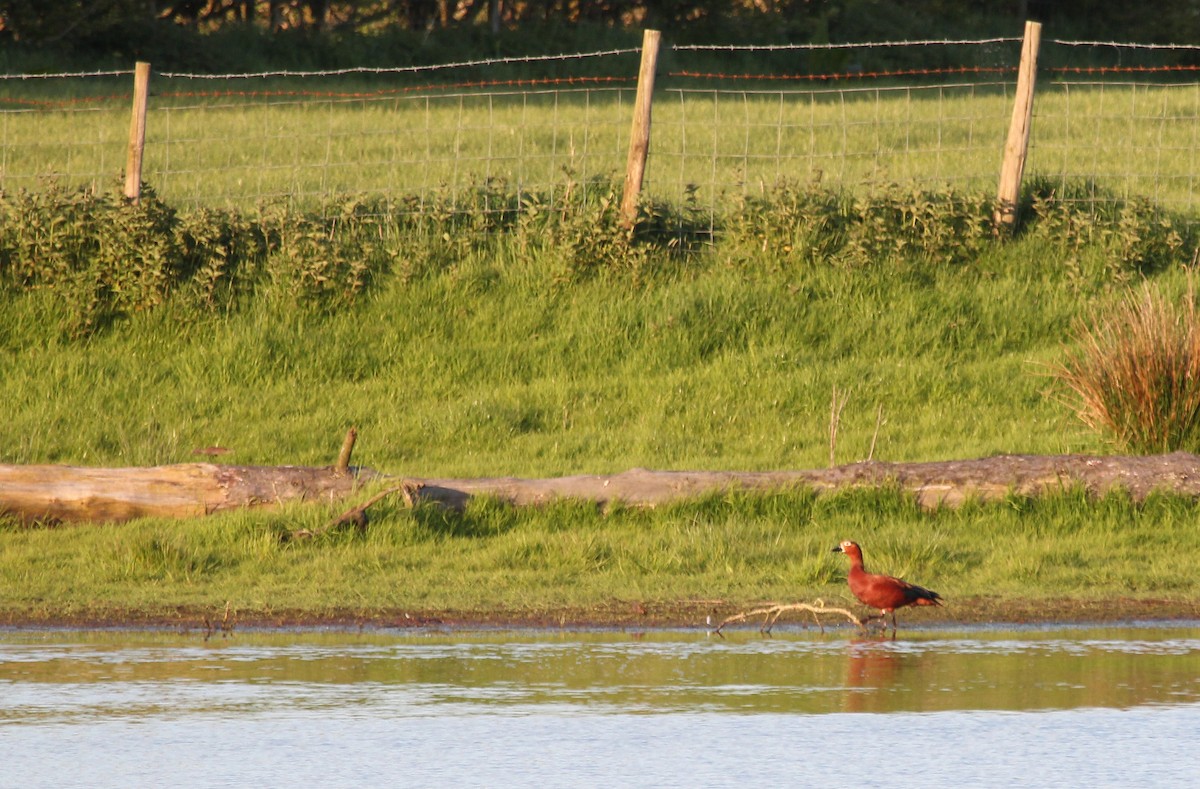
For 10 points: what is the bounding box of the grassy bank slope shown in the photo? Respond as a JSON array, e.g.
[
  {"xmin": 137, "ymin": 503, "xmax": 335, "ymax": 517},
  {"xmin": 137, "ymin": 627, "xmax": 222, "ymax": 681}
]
[
  {"xmin": 3, "ymin": 490, "xmax": 1199, "ymax": 626},
  {"xmin": 0, "ymin": 208, "xmax": 1141, "ymax": 472},
  {"xmin": 2, "ymin": 186, "xmax": 1199, "ymax": 624}
]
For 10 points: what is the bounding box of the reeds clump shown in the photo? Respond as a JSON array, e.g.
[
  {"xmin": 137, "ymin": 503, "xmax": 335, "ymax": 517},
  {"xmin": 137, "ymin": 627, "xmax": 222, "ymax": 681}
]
[{"xmin": 1053, "ymin": 278, "xmax": 1200, "ymax": 453}]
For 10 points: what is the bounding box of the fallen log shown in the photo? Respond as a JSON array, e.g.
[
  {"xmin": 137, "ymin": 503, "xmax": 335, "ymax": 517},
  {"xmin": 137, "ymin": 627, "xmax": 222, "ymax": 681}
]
[
  {"xmin": 4, "ymin": 452, "xmax": 1200, "ymax": 525},
  {"xmin": 0, "ymin": 462, "xmax": 374, "ymax": 524},
  {"xmin": 407, "ymin": 452, "xmax": 1200, "ymax": 509}
]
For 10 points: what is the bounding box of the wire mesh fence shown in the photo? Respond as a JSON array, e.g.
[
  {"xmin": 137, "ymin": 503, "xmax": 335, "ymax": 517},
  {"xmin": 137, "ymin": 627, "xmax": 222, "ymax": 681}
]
[
  {"xmin": 1028, "ymin": 79, "xmax": 1200, "ymax": 214},
  {"xmin": 150, "ymin": 83, "xmax": 636, "ymax": 210},
  {"xmin": 649, "ymin": 80, "xmax": 1013, "ymax": 216},
  {"xmin": 0, "ymin": 57, "xmax": 644, "ymax": 214},
  {"xmin": 4, "ymin": 34, "xmax": 1200, "ymax": 226}
]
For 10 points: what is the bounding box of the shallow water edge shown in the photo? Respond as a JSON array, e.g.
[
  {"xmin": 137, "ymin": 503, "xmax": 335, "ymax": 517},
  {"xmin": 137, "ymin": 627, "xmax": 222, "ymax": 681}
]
[
  {"xmin": 4, "ymin": 593, "xmax": 1199, "ymax": 633},
  {"xmin": 5, "ymin": 624, "xmax": 1199, "ymax": 788}
]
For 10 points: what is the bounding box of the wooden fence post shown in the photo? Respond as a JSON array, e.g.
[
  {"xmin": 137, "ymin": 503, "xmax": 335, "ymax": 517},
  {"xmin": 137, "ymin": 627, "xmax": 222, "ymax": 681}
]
[
  {"xmin": 124, "ymin": 61, "xmax": 151, "ymax": 204},
  {"xmin": 994, "ymin": 21, "xmax": 1042, "ymax": 232},
  {"xmin": 620, "ymin": 29, "xmax": 662, "ymax": 229}
]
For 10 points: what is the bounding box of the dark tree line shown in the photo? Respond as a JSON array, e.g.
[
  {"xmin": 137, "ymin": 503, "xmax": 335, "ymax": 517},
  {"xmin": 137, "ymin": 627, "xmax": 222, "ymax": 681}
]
[{"xmin": 0, "ymin": 2, "xmax": 1195, "ymax": 59}]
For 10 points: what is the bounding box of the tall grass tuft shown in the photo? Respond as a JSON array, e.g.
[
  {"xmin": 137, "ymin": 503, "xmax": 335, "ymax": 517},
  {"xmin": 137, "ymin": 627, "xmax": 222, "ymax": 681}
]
[{"xmin": 1052, "ymin": 277, "xmax": 1200, "ymax": 453}]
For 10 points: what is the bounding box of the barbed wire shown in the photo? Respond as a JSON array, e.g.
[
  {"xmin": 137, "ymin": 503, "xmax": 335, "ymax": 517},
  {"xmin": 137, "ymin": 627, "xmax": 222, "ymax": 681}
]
[
  {"xmin": 0, "ymin": 68, "xmax": 132, "ymax": 80},
  {"xmin": 5, "ymin": 38, "xmax": 1200, "ymax": 223},
  {"xmin": 673, "ymin": 38, "xmax": 1200, "ymax": 52},
  {"xmin": 9, "ymin": 38, "xmax": 1194, "ymax": 85},
  {"xmin": 1048, "ymin": 39, "xmax": 1200, "ymax": 50},
  {"xmin": 4, "ymin": 38, "xmax": 1197, "ymax": 83},
  {"xmin": 156, "ymin": 48, "xmax": 640, "ymax": 80},
  {"xmin": 13, "ymin": 61, "xmax": 1197, "ymax": 110},
  {"xmin": 673, "ymin": 38, "xmax": 1019, "ymax": 52}
]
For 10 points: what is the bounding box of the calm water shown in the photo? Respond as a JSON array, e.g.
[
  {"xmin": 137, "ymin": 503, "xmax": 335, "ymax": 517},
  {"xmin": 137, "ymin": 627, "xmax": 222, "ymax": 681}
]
[{"xmin": 2, "ymin": 623, "xmax": 1199, "ymax": 788}]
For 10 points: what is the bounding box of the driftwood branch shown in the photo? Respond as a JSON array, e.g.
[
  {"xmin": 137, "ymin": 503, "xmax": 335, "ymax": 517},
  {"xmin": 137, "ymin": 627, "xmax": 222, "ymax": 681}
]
[
  {"xmin": 291, "ymin": 482, "xmax": 423, "ymax": 540},
  {"xmin": 7, "ymin": 452, "xmax": 1200, "ymax": 525},
  {"xmin": 335, "ymin": 427, "xmax": 358, "ymax": 474},
  {"xmin": 712, "ymin": 600, "xmax": 864, "ymax": 636}
]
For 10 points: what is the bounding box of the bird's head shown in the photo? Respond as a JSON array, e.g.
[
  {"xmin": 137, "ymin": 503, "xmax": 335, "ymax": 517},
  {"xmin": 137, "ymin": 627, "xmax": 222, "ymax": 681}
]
[{"xmin": 832, "ymin": 540, "xmax": 862, "ymax": 559}]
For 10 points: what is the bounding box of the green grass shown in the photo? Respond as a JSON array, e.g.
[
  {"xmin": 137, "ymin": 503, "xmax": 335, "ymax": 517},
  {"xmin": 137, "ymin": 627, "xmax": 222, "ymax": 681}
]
[
  {"xmin": 0, "ymin": 228, "xmax": 1117, "ymax": 471},
  {"xmin": 2, "ymin": 188, "xmax": 1200, "ymax": 622},
  {"xmin": 5, "ymin": 79, "xmax": 1200, "ymax": 218},
  {"xmin": 3, "ymin": 489, "xmax": 1199, "ymax": 622},
  {"xmin": 3, "ymin": 78, "xmax": 1200, "ymax": 623}
]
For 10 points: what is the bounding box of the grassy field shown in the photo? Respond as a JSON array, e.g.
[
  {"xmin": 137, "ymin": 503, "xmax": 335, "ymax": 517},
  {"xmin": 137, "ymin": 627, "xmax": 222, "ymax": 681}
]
[
  {"xmin": 3, "ymin": 487, "xmax": 1200, "ymax": 627},
  {"xmin": 3, "ymin": 81, "xmax": 1200, "ymax": 627},
  {"xmin": 0, "ymin": 222, "xmax": 1131, "ymax": 471},
  {"xmin": 5, "ymin": 76, "xmax": 1200, "ymax": 218}
]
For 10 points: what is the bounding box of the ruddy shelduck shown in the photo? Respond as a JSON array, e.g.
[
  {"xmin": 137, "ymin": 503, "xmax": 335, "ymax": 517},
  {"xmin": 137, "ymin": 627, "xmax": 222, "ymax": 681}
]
[{"xmin": 832, "ymin": 540, "xmax": 942, "ymax": 632}]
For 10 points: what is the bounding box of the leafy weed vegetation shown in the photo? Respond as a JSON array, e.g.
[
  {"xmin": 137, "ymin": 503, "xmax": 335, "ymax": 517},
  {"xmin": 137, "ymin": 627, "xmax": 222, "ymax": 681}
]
[
  {"xmin": 2, "ymin": 177, "xmax": 1191, "ymax": 335},
  {"xmin": 4, "ymin": 175, "xmax": 1200, "ymax": 459},
  {"xmin": 5, "ymin": 179, "xmax": 1200, "ymax": 619},
  {"xmin": 0, "ymin": 183, "xmax": 368, "ymax": 337},
  {"xmin": 0, "ymin": 178, "xmax": 651, "ymax": 338}
]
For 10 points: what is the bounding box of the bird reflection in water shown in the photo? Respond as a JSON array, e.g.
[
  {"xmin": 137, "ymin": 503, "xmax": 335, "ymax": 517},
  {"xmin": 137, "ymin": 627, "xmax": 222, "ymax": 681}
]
[{"xmin": 843, "ymin": 639, "xmax": 905, "ymax": 713}]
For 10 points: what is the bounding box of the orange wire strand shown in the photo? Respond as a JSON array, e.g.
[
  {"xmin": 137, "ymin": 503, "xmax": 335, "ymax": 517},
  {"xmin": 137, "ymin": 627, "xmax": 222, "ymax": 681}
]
[
  {"xmin": 6, "ymin": 63, "xmax": 1200, "ymax": 110},
  {"xmin": 0, "ymin": 75, "xmax": 634, "ymax": 109}
]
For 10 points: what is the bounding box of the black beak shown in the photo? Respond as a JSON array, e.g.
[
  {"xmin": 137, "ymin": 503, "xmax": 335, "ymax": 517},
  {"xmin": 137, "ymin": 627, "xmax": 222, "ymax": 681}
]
[{"xmin": 831, "ymin": 545, "xmax": 843, "ymax": 553}]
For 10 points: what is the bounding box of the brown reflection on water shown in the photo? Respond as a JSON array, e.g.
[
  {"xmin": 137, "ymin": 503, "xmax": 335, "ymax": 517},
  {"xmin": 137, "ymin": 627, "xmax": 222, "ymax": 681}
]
[
  {"xmin": 833, "ymin": 630, "xmax": 1200, "ymax": 714},
  {"xmin": 1, "ymin": 626, "xmax": 1198, "ymax": 720},
  {"xmin": 843, "ymin": 639, "xmax": 905, "ymax": 713}
]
